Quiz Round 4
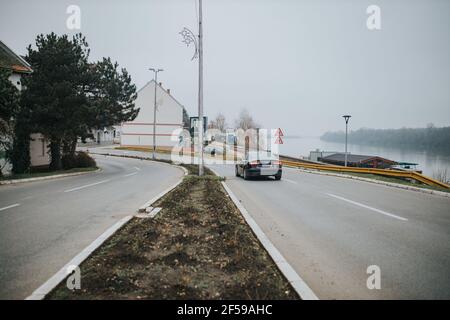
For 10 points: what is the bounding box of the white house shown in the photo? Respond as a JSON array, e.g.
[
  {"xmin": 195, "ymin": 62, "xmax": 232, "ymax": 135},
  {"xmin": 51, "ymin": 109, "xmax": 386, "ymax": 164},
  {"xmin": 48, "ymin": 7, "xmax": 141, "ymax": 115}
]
[
  {"xmin": 0, "ymin": 40, "xmax": 50, "ymax": 168},
  {"xmin": 121, "ymin": 80, "xmax": 187, "ymax": 149},
  {"xmin": 79, "ymin": 126, "xmax": 121, "ymax": 146}
]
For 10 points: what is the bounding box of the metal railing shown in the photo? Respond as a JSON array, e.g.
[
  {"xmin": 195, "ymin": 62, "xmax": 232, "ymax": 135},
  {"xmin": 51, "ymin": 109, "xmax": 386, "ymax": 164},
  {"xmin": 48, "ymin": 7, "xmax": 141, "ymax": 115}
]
[{"xmin": 281, "ymin": 160, "xmax": 450, "ymax": 189}]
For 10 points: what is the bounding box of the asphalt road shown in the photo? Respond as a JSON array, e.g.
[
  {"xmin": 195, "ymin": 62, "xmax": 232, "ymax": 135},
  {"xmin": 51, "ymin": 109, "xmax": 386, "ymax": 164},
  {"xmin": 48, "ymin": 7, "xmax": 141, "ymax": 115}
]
[
  {"xmin": 210, "ymin": 164, "xmax": 450, "ymax": 299},
  {"xmin": 0, "ymin": 154, "xmax": 183, "ymax": 299}
]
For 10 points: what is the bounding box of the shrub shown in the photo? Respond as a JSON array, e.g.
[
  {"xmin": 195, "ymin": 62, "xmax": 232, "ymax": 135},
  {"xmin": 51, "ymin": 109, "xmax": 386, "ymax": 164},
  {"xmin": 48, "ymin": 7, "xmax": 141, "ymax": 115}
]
[
  {"xmin": 75, "ymin": 151, "xmax": 96, "ymax": 168},
  {"xmin": 62, "ymin": 151, "xmax": 96, "ymax": 169},
  {"xmin": 61, "ymin": 154, "xmax": 77, "ymax": 169}
]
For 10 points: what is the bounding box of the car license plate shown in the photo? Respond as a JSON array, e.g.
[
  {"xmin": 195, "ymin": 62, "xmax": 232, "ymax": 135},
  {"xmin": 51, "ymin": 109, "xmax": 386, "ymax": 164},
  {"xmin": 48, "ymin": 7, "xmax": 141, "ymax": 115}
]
[{"xmin": 260, "ymin": 166, "xmax": 278, "ymax": 175}]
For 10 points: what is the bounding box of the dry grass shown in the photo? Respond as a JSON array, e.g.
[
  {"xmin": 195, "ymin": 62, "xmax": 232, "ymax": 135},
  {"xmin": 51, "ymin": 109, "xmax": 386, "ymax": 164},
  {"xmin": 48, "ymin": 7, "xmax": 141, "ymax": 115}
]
[{"xmin": 47, "ymin": 172, "xmax": 298, "ymax": 300}]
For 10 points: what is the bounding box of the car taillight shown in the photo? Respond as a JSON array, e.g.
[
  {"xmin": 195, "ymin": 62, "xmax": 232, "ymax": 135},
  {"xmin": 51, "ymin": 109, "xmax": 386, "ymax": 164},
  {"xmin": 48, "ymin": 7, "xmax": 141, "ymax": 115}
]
[
  {"xmin": 272, "ymin": 160, "xmax": 281, "ymax": 166},
  {"xmin": 249, "ymin": 161, "xmax": 259, "ymax": 168}
]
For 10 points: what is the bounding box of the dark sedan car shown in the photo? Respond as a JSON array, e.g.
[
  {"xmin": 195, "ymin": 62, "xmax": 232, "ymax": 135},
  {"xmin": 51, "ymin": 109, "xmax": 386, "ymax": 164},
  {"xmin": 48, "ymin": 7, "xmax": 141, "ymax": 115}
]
[{"xmin": 235, "ymin": 151, "xmax": 282, "ymax": 180}]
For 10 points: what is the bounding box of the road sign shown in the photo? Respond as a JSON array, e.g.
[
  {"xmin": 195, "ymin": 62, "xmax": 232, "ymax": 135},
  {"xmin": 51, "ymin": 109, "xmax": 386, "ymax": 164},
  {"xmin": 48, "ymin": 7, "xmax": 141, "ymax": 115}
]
[
  {"xmin": 276, "ymin": 128, "xmax": 284, "ymax": 137},
  {"xmin": 190, "ymin": 116, "xmax": 208, "ymax": 137},
  {"xmin": 274, "ymin": 128, "xmax": 284, "ymax": 144}
]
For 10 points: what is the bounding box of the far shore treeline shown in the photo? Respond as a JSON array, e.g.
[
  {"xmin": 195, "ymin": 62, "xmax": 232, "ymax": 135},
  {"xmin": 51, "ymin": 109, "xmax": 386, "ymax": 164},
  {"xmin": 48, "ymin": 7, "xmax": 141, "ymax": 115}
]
[{"xmin": 321, "ymin": 125, "xmax": 450, "ymax": 152}]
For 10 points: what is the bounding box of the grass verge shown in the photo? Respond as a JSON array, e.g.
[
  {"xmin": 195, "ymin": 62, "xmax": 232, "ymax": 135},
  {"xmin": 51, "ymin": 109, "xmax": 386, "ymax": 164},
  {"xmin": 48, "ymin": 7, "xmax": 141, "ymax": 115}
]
[{"xmin": 46, "ymin": 166, "xmax": 298, "ymax": 299}]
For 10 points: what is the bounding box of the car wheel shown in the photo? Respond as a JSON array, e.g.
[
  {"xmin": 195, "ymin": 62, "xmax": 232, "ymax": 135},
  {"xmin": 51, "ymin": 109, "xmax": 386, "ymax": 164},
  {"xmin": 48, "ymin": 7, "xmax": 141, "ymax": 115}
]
[
  {"xmin": 235, "ymin": 165, "xmax": 240, "ymax": 177},
  {"xmin": 243, "ymin": 169, "xmax": 249, "ymax": 180},
  {"xmin": 274, "ymin": 173, "xmax": 282, "ymax": 180}
]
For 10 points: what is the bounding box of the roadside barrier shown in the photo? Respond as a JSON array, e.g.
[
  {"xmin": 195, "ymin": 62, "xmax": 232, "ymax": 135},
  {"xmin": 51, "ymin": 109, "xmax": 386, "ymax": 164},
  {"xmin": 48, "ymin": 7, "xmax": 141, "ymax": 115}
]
[{"xmin": 281, "ymin": 160, "xmax": 449, "ymax": 189}]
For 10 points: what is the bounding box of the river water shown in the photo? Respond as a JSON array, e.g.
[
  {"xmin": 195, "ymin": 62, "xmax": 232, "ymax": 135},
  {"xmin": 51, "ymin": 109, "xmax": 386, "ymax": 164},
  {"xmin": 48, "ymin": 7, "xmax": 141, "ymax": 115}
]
[{"xmin": 278, "ymin": 136, "xmax": 450, "ymax": 178}]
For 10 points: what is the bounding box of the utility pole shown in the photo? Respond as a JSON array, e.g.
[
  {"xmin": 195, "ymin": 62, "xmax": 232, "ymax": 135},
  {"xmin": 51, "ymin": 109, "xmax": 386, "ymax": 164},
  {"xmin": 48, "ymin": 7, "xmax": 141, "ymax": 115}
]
[
  {"xmin": 179, "ymin": 0, "xmax": 204, "ymax": 176},
  {"xmin": 197, "ymin": 0, "xmax": 204, "ymax": 176},
  {"xmin": 149, "ymin": 68, "xmax": 163, "ymax": 160},
  {"xmin": 343, "ymin": 115, "xmax": 351, "ymax": 167}
]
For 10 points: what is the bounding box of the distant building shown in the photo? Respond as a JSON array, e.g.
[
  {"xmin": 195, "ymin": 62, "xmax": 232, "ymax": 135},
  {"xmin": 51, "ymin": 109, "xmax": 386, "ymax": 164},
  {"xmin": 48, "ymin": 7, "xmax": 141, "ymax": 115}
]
[
  {"xmin": 120, "ymin": 80, "xmax": 188, "ymax": 149},
  {"xmin": 309, "ymin": 149, "xmax": 339, "ymax": 162},
  {"xmin": 80, "ymin": 126, "xmax": 121, "ymax": 146},
  {"xmin": 0, "ymin": 40, "xmax": 32, "ymax": 90},
  {"xmin": 0, "ymin": 40, "xmax": 50, "ymax": 168},
  {"xmin": 319, "ymin": 153, "xmax": 397, "ymax": 169}
]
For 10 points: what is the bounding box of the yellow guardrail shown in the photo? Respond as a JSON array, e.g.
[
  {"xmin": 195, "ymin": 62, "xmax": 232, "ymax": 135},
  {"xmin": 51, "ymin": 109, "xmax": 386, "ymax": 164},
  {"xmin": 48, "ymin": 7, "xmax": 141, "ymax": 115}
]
[{"xmin": 281, "ymin": 160, "xmax": 450, "ymax": 189}]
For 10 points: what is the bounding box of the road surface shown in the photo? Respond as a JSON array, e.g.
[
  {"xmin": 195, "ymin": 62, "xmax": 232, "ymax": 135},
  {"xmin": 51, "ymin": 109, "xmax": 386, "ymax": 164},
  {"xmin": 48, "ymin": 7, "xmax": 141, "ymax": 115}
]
[
  {"xmin": 0, "ymin": 154, "xmax": 183, "ymax": 299},
  {"xmin": 210, "ymin": 164, "xmax": 450, "ymax": 299}
]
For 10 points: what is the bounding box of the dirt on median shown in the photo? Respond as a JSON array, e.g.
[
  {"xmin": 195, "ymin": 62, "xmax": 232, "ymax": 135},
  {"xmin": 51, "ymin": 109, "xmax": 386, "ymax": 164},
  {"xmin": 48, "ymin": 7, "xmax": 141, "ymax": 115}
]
[{"xmin": 47, "ymin": 164, "xmax": 299, "ymax": 300}]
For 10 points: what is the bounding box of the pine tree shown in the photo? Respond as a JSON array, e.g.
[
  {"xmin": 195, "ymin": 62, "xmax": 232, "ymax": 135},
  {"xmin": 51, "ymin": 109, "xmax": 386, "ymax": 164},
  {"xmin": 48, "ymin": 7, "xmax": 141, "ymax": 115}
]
[{"xmin": 20, "ymin": 33, "xmax": 139, "ymax": 170}]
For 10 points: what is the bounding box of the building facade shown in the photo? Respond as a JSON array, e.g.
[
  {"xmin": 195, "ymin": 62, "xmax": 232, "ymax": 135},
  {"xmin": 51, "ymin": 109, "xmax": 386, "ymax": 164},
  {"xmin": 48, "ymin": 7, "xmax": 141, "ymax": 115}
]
[
  {"xmin": 319, "ymin": 153, "xmax": 397, "ymax": 169},
  {"xmin": 121, "ymin": 80, "xmax": 187, "ymax": 149},
  {"xmin": 0, "ymin": 40, "xmax": 50, "ymax": 168}
]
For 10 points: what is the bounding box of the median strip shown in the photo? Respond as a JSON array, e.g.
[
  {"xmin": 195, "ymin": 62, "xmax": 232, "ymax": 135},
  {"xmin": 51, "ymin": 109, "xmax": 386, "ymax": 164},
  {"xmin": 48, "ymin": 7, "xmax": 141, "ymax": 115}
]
[
  {"xmin": 326, "ymin": 193, "xmax": 408, "ymax": 221},
  {"xmin": 44, "ymin": 164, "xmax": 299, "ymax": 300}
]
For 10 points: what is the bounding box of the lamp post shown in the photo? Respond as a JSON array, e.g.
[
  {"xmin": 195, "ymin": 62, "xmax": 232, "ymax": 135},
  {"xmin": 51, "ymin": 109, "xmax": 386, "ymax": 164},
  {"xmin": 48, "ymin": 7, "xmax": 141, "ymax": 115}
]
[
  {"xmin": 149, "ymin": 68, "xmax": 163, "ymax": 160},
  {"xmin": 179, "ymin": 0, "xmax": 204, "ymax": 176},
  {"xmin": 342, "ymin": 115, "xmax": 351, "ymax": 167}
]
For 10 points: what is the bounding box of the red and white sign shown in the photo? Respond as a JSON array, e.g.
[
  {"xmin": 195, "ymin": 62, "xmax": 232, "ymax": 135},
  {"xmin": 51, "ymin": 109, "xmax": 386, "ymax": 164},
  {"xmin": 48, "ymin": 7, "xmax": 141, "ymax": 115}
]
[{"xmin": 274, "ymin": 128, "xmax": 284, "ymax": 144}]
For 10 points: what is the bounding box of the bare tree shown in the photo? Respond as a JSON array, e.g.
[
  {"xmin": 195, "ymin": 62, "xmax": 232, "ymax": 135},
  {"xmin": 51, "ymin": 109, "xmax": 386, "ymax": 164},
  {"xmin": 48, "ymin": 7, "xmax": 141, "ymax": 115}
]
[
  {"xmin": 234, "ymin": 108, "xmax": 259, "ymax": 130},
  {"xmin": 433, "ymin": 167, "xmax": 450, "ymax": 184},
  {"xmin": 215, "ymin": 113, "xmax": 227, "ymax": 131},
  {"xmin": 207, "ymin": 119, "xmax": 217, "ymax": 129},
  {"xmin": 208, "ymin": 113, "xmax": 227, "ymax": 132}
]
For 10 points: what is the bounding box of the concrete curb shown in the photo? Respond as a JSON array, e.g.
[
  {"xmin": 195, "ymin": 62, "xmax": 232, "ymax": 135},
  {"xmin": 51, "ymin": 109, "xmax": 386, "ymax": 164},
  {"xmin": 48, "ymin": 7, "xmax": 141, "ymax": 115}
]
[
  {"xmin": 0, "ymin": 168, "xmax": 101, "ymax": 186},
  {"xmin": 284, "ymin": 166, "xmax": 450, "ymax": 199},
  {"xmin": 25, "ymin": 159, "xmax": 187, "ymax": 300},
  {"xmin": 138, "ymin": 165, "xmax": 188, "ymax": 212},
  {"xmin": 220, "ymin": 182, "xmax": 318, "ymax": 300},
  {"xmin": 207, "ymin": 167, "xmax": 318, "ymax": 300},
  {"xmin": 26, "ymin": 215, "xmax": 133, "ymax": 300}
]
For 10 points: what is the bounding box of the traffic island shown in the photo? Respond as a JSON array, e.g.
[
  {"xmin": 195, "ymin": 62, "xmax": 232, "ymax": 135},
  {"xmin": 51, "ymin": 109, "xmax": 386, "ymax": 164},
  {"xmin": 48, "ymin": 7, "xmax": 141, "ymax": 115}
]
[
  {"xmin": 46, "ymin": 166, "xmax": 299, "ymax": 300},
  {"xmin": 0, "ymin": 166, "xmax": 99, "ymax": 185}
]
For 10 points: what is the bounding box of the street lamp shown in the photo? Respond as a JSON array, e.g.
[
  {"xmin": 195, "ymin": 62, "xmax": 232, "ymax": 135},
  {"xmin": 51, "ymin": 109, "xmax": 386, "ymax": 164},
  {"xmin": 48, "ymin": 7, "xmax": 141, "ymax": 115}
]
[
  {"xmin": 149, "ymin": 68, "xmax": 163, "ymax": 160},
  {"xmin": 342, "ymin": 115, "xmax": 351, "ymax": 167},
  {"xmin": 179, "ymin": 0, "xmax": 204, "ymax": 176}
]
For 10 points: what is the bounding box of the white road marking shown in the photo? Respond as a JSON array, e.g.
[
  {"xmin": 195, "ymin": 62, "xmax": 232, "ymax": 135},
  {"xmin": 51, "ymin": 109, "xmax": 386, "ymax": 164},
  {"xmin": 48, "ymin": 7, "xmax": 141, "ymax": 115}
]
[
  {"xmin": 0, "ymin": 203, "xmax": 20, "ymax": 212},
  {"xmin": 326, "ymin": 193, "xmax": 408, "ymax": 221},
  {"xmin": 123, "ymin": 172, "xmax": 138, "ymax": 177},
  {"xmin": 283, "ymin": 178, "xmax": 298, "ymax": 184},
  {"xmin": 134, "ymin": 167, "xmax": 141, "ymax": 171},
  {"xmin": 26, "ymin": 215, "xmax": 133, "ymax": 300},
  {"xmin": 64, "ymin": 180, "xmax": 110, "ymax": 193}
]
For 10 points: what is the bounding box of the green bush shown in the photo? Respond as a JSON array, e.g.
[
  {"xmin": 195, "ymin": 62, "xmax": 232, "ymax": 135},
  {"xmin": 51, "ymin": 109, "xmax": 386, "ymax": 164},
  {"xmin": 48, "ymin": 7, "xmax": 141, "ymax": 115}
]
[
  {"xmin": 61, "ymin": 154, "xmax": 77, "ymax": 169},
  {"xmin": 76, "ymin": 151, "xmax": 96, "ymax": 168},
  {"xmin": 62, "ymin": 151, "xmax": 96, "ymax": 169}
]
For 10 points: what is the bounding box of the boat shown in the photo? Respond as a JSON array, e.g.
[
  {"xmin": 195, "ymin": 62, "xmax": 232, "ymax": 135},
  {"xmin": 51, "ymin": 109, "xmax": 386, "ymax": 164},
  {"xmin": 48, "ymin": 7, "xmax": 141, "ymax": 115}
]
[{"xmin": 390, "ymin": 162, "xmax": 422, "ymax": 174}]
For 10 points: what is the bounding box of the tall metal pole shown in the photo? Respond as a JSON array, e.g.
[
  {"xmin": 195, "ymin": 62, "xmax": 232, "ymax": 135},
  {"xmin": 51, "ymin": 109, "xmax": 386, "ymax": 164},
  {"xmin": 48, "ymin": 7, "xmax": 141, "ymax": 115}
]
[
  {"xmin": 345, "ymin": 122, "xmax": 348, "ymax": 167},
  {"xmin": 343, "ymin": 115, "xmax": 351, "ymax": 167},
  {"xmin": 198, "ymin": 0, "xmax": 204, "ymax": 176},
  {"xmin": 178, "ymin": 1, "xmax": 204, "ymax": 175},
  {"xmin": 150, "ymin": 68, "xmax": 163, "ymax": 160}
]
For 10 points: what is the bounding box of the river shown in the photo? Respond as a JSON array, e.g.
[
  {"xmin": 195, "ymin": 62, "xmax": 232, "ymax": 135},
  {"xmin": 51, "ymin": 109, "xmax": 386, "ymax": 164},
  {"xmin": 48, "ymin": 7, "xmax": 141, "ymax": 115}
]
[{"xmin": 278, "ymin": 136, "xmax": 450, "ymax": 178}]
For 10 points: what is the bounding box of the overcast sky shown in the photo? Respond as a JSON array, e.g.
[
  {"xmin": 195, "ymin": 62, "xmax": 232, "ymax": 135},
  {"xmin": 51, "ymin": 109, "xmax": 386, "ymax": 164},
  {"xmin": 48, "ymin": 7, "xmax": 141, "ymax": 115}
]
[{"xmin": 1, "ymin": 0, "xmax": 449, "ymax": 136}]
